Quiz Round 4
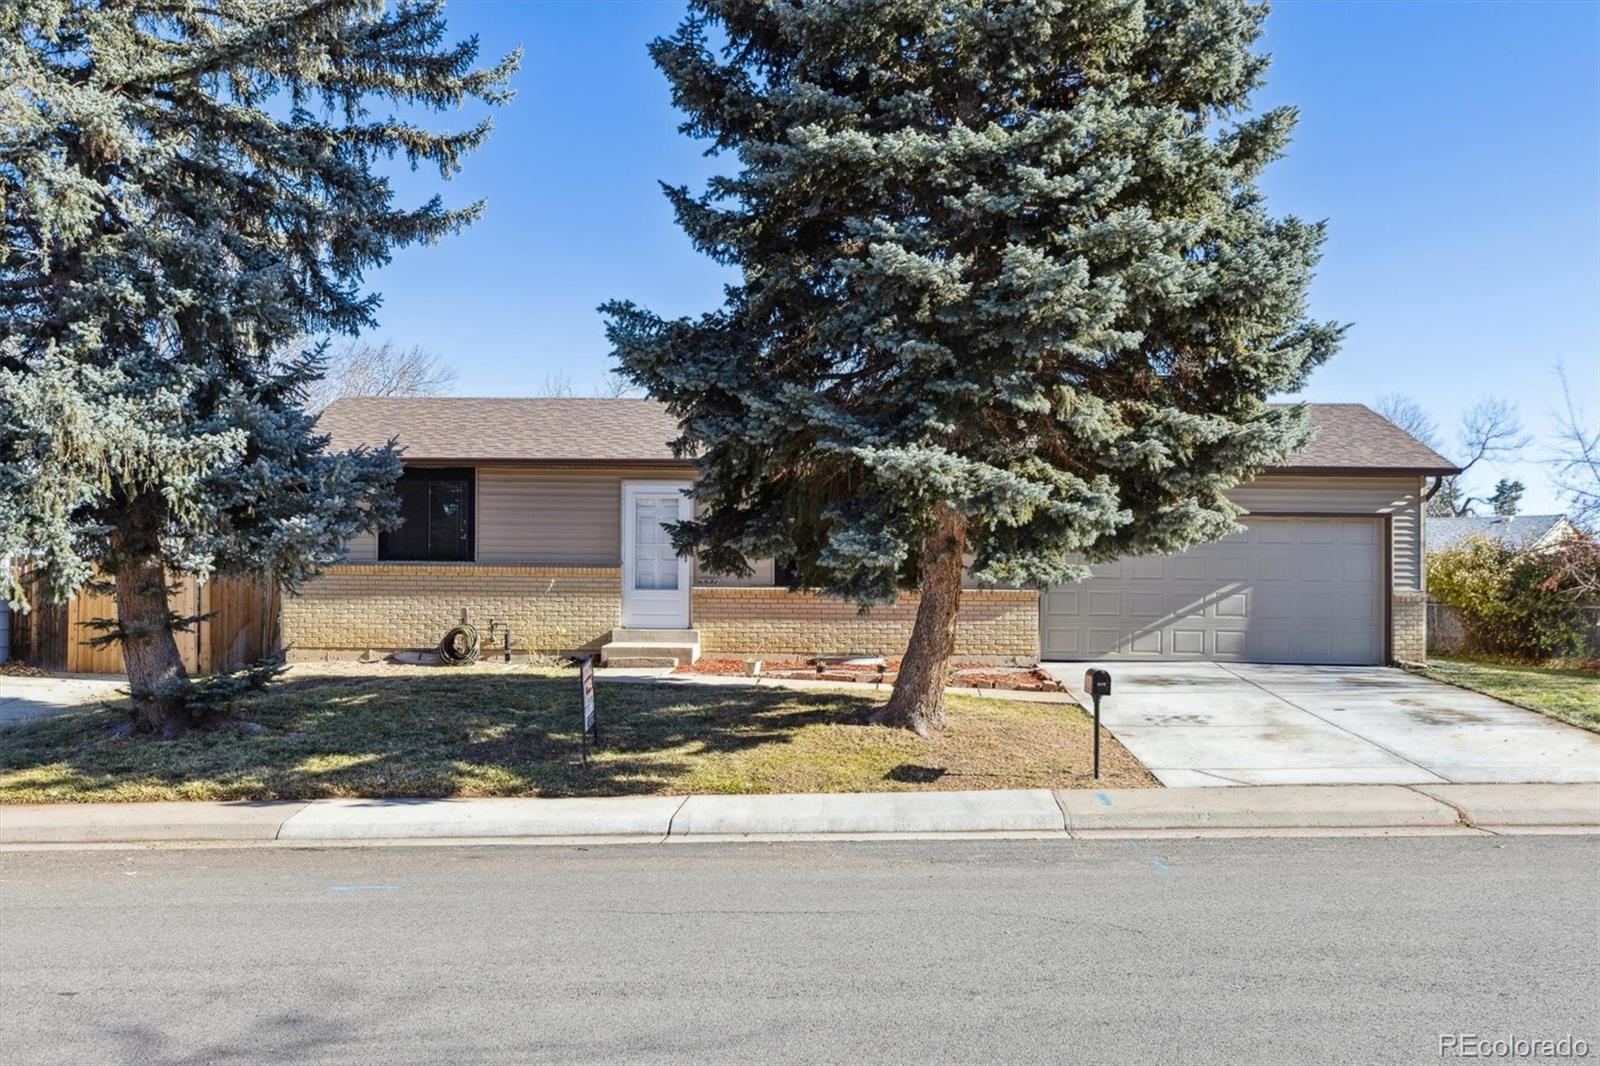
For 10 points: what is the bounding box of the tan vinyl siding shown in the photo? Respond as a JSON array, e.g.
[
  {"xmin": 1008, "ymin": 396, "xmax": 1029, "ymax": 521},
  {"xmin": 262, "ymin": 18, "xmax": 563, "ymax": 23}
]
[
  {"xmin": 344, "ymin": 530, "xmax": 379, "ymax": 563},
  {"xmin": 1226, "ymin": 475, "xmax": 1425, "ymax": 590},
  {"xmin": 340, "ymin": 465, "xmax": 693, "ymax": 567},
  {"xmin": 476, "ymin": 467, "xmax": 622, "ymax": 565}
]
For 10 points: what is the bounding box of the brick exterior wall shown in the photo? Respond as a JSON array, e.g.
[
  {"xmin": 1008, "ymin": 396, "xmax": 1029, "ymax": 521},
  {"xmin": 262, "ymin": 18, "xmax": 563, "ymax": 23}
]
[
  {"xmin": 280, "ymin": 564, "xmax": 621, "ymax": 659},
  {"xmin": 1391, "ymin": 588, "xmax": 1428, "ymax": 664},
  {"xmin": 692, "ymin": 586, "xmax": 1040, "ymax": 663}
]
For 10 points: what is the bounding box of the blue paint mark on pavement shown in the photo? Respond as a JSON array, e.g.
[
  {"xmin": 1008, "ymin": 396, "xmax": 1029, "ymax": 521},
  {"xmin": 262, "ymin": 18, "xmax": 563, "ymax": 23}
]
[
  {"xmin": 1095, "ymin": 792, "xmax": 1113, "ymax": 806},
  {"xmin": 1149, "ymin": 859, "xmax": 1171, "ymax": 871}
]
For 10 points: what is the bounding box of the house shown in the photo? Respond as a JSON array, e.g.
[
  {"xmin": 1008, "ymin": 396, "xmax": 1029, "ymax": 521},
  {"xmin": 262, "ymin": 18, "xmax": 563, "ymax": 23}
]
[
  {"xmin": 1425, "ymin": 514, "xmax": 1580, "ymax": 556},
  {"xmin": 279, "ymin": 398, "xmax": 1458, "ymax": 667}
]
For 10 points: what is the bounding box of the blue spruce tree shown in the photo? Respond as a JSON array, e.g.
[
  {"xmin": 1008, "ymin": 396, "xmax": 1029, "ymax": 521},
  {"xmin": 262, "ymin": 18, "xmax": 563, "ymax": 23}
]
[
  {"xmin": 1, "ymin": 0, "xmax": 518, "ymax": 733},
  {"xmin": 605, "ymin": 0, "xmax": 1341, "ymax": 733}
]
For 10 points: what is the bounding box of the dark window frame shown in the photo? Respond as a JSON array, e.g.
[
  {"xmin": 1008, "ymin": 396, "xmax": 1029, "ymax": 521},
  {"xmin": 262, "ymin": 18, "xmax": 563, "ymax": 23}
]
[{"xmin": 378, "ymin": 466, "xmax": 476, "ymax": 562}]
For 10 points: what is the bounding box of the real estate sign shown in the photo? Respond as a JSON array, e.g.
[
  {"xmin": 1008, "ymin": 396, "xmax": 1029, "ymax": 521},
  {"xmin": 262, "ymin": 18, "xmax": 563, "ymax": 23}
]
[{"xmin": 579, "ymin": 655, "xmax": 597, "ymax": 763}]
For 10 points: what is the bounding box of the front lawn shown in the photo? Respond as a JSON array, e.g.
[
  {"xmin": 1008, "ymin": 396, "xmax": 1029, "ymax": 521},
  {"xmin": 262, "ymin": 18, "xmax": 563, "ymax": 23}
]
[
  {"xmin": 0, "ymin": 664, "xmax": 1155, "ymax": 803},
  {"xmin": 1423, "ymin": 658, "xmax": 1600, "ymax": 733}
]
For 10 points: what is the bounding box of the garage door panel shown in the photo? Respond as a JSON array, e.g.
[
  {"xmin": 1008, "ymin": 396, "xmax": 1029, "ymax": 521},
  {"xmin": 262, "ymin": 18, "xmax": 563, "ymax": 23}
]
[
  {"xmin": 1172, "ymin": 629, "xmax": 1205, "ymax": 655},
  {"xmin": 1044, "ymin": 589, "xmax": 1079, "ymax": 617},
  {"xmin": 1127, "ymin": 629, "xmax": 1163, "ymax": 654},
  {"xmin": 1129, "ymin": 591, "xmax": 1164, "ymax": 618},
  {"xmin": 1211, "ymin": 556, "xmax": 1250, "ymax": 580},
  {"xmin": 1088, "ymin": 591, "xmax": 1121, "ymax": 616},
  {"xmin": 1088, "ymin": 628, "xmax": 1121, "ymax": 654},
  {"xmin": 1130, "ymin": 557, "xmax": 1165, "ymax": 580},
  {"xmin": 1041, "ymin": 517, "xmax": 1385, "ymax": 666}
]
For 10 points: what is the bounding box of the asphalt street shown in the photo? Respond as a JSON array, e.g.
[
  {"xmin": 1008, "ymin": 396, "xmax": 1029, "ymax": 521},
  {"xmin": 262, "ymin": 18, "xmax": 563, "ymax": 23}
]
[{"xmin": 2, "ymin": 836, "xmax": 1596, "ymax": 1065}]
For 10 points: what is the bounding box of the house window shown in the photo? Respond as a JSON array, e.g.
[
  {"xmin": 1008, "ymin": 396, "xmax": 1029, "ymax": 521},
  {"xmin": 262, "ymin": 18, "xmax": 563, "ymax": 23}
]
[{"xmin": 379, "ymin": 468, "xmax": 474, "ymax": 562}]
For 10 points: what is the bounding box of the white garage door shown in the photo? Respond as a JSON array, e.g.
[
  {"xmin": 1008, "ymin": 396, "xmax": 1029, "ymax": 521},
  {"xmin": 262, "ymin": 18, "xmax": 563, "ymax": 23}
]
[{"xmin": 1040, "ymin": 517, "xmax": 1386, "ymax": 665}]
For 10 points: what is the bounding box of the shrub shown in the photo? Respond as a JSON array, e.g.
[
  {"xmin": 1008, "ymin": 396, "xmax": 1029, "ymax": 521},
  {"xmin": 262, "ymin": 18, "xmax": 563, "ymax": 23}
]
[{"xmin": 1428, "ymin": 534, "xmax": 1597, "ymax": 660}]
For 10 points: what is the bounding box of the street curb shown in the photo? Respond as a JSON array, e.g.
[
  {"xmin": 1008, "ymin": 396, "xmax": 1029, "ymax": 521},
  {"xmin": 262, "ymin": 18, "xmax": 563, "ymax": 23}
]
[
  {"xmin": 0, "ymin": 800, "xmax": 308, "ymax": 844},
  {"xmin": 1, "ymin": 784, "xmax": 1596, "ymax": 845},
  {"xmin": 670, "ymin": 789, "xmax": 1064, "ymax": 836},
  {"xmin": 1056, "ymin": 785, "xmax": 1462, "ymax": 831},
  {"xmin": 275, "ymin": 796, "xmax": 686, "ymax": 840},
  {"xmin": 1411, "ymin": 783, "xmax": 1600, "ymax": 827}
]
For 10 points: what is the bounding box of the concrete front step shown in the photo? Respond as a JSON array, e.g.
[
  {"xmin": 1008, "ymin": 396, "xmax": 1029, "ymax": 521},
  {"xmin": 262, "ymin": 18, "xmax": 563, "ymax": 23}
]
[
  {"xmin": 600, "ymin": 629, "xmax": 700, "ymax": 666},
  {"xmin": 609, "ymin": 628, "xmax": 700, "ymax": 643}
]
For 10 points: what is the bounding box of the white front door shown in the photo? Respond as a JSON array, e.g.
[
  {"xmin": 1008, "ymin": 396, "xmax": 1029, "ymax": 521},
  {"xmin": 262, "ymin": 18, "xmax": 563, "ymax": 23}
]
[{"xmin": 620, "ymin": 482, "xmax": 693, "ymax": 629}]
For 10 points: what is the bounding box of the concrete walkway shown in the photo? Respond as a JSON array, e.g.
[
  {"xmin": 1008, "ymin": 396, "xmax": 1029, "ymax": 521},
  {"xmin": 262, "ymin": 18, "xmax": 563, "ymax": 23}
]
[
  {"xmin": 1, "ymin": 783, "xmax": 1594, "ymax": 846},
  {"xmin": 0, "ymin": 674, "xmax": 124, "ymax": 727},
  {"xmin": 1043, "ymin": 662, "xmax": 1600, "ymax": 787}
]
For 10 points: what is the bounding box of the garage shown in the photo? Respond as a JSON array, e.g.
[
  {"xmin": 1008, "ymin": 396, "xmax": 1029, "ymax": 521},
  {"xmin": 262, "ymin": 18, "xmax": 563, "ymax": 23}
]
[{"xmin": 1040, "ymin": 516, "xmax": 1387, "ymax": 665}]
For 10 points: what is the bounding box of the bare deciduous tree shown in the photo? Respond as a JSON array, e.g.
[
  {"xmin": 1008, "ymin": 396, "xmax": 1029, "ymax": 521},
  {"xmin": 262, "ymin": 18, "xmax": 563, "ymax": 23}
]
[
  {"xmin": 596, "ymin": 371, "xmax": 643, "ymax": 398},
  {"xmin": 1550, "ymin": 362, "xmax": 1599, "ymax": 530},
  {"xmin": 1375, "ymin": 393, "xmax": 1528, "ymax": 517},
  {"xmin": 538, "ymin": 371, "xmax": 576, "ymax": 397},
  {"xmin": 1374, "ymin": 393, "xmax": 1442, "ymax": 450},
  {"xmin": 303, "ymin": 339, "xmax": 458, "ymax": 411}
]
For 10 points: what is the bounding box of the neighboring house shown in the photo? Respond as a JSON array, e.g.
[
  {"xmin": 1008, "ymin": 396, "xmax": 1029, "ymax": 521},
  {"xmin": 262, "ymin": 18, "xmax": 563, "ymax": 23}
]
[
  {"xmin": 280, "ymin": 399, "xmax": 1457, "ymax": 667},
  {"xmin": 1425, "ymin": 514, "xmax": 1580, "ymax": 556}
]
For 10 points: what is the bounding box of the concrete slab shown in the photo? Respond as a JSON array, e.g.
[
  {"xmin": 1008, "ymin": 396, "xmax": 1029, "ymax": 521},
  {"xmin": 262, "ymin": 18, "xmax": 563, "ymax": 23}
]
[
  {"xmin": 1413, "ymin": 783, "xmax": 1600, "ymax": 826},
  {"xmin": 1042, "ymin": 661, "xmax": 1600, "ymax": 786},
  {"xmin": 1197, "ymin": 766, "xmax": 1447, "ymax": 786},
  {"xmin": 275, "ymin": 796, "xmax": 685, "ymax": 840},
  {"xmin": 0, "ymin": 801, "xmax": 305, "ymax": 843},
  {"xmin": 0, "ymin": 674, "xmax": 125, "ymax": 726},
  {"xmin": 671, "ymin": 789, "xmax": 1065, "ymax": 836},
  {"xmin": 1054, "ymin": 785, "xmax": 1461, "ymax": 831}
]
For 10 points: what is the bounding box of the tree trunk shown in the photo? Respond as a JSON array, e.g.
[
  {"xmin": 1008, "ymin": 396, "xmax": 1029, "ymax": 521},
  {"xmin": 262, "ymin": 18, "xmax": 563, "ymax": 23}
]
[
  {"xmin": 114, "ymin": 556, "xmax": 191, "ymax": 736},
  {"xmin": 873, "ymin": 503, "xmax": 967, "ymax": 736}
]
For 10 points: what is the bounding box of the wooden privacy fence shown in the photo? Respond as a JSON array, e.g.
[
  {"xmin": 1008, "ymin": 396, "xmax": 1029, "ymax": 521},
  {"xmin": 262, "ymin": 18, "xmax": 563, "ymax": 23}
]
[{"xmin": 7, "ymin": 570, "xmax": 280, "ymax": 676}]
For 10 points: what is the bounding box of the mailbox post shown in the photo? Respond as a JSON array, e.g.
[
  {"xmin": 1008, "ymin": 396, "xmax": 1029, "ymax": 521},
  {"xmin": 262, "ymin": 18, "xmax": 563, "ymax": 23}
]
[{"xmin": 1083, "ymin": 668, "xmax": 1112, "ymax": 779}]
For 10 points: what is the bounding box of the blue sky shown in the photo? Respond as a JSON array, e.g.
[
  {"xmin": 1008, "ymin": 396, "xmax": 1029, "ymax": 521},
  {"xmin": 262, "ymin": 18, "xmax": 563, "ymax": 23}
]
[{"xmin": 369, "ymin": 1, "xmax": 1598, "ymax": 514}]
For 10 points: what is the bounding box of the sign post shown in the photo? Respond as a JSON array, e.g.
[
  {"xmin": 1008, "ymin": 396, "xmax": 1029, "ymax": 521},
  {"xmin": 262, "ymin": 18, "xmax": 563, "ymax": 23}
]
[
  {"xmin": 1082, "ymin": 668, "xmax": 1112, "ymax": 779},
  {"xmin": 579, "ymin": 655, "xmax": 598, "ymax": 764}
]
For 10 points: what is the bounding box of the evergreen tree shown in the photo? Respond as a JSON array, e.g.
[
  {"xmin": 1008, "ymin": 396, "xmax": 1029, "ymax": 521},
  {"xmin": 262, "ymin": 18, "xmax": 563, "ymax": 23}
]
[
  {"xmin": 605, "ymin": 0, "xmax": 1340, "ymax": 733},
  {"xmin": 1488, "ymin": 478, "xmax": 1524, "ymax": 517},
  {"xmin": 1, "ymin": 1, "xmax": 517, "ymax": 734}
]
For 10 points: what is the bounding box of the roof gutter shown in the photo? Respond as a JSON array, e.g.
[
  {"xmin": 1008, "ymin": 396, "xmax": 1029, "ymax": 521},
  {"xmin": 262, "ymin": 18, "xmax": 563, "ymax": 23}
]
[{"xmin": 1263, "ymin": 465, "xmax": 1464, "ymax": 478}]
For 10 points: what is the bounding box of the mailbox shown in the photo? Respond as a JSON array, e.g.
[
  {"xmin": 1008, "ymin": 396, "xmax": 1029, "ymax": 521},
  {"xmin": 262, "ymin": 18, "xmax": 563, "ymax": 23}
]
[{"xmin": 1084, "ymin": 668, "xmax": 1112, "ymax": 697}]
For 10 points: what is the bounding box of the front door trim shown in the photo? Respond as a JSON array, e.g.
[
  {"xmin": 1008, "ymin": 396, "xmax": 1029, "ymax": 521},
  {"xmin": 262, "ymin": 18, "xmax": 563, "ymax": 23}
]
[{"xmin": 620, "ymin": 480, "xmax": 693, "ymax": 629}]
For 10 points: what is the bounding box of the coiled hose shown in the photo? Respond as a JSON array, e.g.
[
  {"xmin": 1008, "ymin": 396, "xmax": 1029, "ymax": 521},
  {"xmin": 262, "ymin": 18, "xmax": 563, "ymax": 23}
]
[{"xmin": 438, "ymin": 623, "xmax": 480, "ymax": 666}]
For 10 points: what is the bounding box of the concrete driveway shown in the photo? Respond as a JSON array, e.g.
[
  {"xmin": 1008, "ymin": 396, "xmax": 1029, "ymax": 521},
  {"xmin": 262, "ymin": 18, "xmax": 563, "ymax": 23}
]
[
  {"xmin": 0, "ymin": 674, "xmax": 124, "ymax": 727},
  {"xmin": 1044, "ymin": 661, "xmax": 1600, "ymax": 787}
]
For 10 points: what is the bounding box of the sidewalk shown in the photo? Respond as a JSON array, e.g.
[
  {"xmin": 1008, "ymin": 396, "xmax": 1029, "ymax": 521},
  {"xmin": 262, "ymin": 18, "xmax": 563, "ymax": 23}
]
[
  {"xmin": 0, "ymin": 674, "xmax": 124, "ymax": 726},
  {"xmin": 2, "ymin": 784, "xmax": 1595, "ymax": 846}
]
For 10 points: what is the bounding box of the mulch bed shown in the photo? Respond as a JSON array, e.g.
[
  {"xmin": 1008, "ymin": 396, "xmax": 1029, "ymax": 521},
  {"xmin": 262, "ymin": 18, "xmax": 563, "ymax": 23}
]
[{"xmin": 674, "ymin": 657, "xmax": 1066, "ymax": 693}]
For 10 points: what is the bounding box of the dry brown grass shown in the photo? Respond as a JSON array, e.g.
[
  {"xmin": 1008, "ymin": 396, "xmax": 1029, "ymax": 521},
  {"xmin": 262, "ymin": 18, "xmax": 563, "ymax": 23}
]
[{"xmin": 0, "ymin": 663, "xmax": 1156, "ymax": 802}]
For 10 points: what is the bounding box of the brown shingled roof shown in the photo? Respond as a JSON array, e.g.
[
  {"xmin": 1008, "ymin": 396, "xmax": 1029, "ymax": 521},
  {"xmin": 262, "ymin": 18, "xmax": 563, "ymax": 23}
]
[
  {"xmin": 1277, "ymin": 403, "xmax": 1459, "ymax": 475},
  {"xmin": 316, "ymin": 397, "xmax": 686, "ymax": 464},
  {"xmin": 316, "ymin": 397, "xmax": 1458, "ymax": 475}
]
